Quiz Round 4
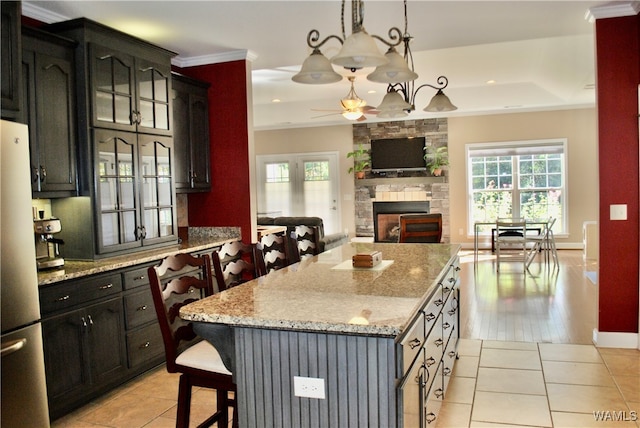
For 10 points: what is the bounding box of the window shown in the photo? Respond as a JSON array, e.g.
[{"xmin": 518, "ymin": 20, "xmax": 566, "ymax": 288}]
[{"xmin": 467, "ymin": 139, "xmax": 566, "ymax": 235}]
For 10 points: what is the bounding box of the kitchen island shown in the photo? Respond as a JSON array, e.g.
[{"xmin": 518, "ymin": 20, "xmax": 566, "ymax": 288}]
[{"xmin": 180, "ymin": 242, "xmax": 461, "ymax": 427}]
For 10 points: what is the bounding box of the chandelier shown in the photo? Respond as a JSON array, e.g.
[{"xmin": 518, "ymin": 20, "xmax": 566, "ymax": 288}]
[{"xmin": 292, "ymin": 0, "xmax": 457, "ymax": 119}]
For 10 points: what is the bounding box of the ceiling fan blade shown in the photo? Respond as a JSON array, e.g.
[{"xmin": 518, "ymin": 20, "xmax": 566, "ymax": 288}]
[{"xmin": 312, "ymin": 112, "xmax": 341, "ymax": 119}]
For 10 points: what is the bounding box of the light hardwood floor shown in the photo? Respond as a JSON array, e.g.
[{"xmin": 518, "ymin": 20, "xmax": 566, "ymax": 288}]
[{"xmin": 459, "ymin": 249, "xmax": 598, "ymax": 344}]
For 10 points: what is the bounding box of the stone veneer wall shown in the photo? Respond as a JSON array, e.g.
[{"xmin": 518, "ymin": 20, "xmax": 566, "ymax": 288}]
[{"xmin": 352, "ymin": 119, "xmax": 450, "ymax": 242}]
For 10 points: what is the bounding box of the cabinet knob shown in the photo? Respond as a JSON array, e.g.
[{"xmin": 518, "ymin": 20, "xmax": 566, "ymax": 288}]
[
  {"xmin": 98, "ymin": 283, "xmax": 113, "ymax": 290},
  {"xmin": 425, "ymin": 313, "xmax": 436, "ymax": 322},
  {"xmin": 139, "ymin": 341, "xmax": 151, "ymax": 349},
  {"xmin": 136, "ymin": 305, "xmax": 147, "ymax": 311},
  {"xmin": 55, "ymin": 295, "xmax": 70, "ymax": 302},
  {"xmin": 425, "ymin": 356, "xmax": 436, "ymax": 367},
  {"xmin": 408, "ymin": 338, "xmax": 422, "ymax": 349}
]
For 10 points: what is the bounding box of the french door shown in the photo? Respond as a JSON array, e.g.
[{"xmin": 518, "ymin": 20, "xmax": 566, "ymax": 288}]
[{"xmin": 256, "ymin": 152, "xmax": 341, "ymax": 234}]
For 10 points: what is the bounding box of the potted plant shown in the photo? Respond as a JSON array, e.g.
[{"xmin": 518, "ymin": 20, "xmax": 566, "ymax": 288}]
[
  {"xmin": 347, "ymin": 144, "xmax": 370, "ymax": 179},
  {"xmin": 424, "ymin": 145, "xmax": 449, "ymax": 176}
]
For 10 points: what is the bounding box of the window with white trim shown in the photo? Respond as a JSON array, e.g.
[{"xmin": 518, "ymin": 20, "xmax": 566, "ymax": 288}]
[{"xmin": 467, "ymin": 139, "xmax": 567, "ymax": 235}]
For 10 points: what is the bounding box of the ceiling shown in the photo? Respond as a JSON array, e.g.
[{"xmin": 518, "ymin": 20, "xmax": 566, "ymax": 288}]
[{"xmin": 23, "ymin": 1, "xmax": 609, "ymax": 130}]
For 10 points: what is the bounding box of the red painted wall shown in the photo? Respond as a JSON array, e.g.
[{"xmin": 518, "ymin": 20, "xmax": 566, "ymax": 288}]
[
  {"xmin": 175, "ymin": 61, "xmax": 252, "ymax": 243},
  {"xmin": 596, "ymin": 14, "xmax": 640, "ymax": 333}
]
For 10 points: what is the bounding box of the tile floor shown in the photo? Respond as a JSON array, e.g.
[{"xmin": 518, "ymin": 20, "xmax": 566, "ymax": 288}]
[{"xmin": 438, "ymin": 339, "xmax": 640, "ymax": 428}]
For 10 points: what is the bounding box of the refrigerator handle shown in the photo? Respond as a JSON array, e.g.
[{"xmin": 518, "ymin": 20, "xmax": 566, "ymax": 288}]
[{"xmin": 1, "ymin": 338, "xmax": 27, "ymax": 358}]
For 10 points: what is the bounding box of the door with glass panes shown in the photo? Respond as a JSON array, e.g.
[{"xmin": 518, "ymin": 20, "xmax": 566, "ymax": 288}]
[
  {"xmin": 95, "ymin": 129, "xmax": 176, "ymax": 254},
  {"xmin": 256, "ymin": 152, "xmax": 340, "ymax": 234}
]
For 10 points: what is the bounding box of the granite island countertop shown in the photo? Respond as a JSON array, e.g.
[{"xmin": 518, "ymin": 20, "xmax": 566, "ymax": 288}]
[
  {"xmin": 180, "ymin": 242, "xmax": 461, "ymax": 338},
  {"xmin": 38, "ymin": 227, "xmax": 240, "ymax": 287}
]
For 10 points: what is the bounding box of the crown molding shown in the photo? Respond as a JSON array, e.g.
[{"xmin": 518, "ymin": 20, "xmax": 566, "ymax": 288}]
[
  {"xmin": 585, "ymin": 1, "xmax": 640, "ymax": 23},
  {"xmin": 21, "ymin": 1, "xmax": 67, "ymax": 23},
  {"xmin": 172, "ymin": 50, "xmax": 258, "ymax": 68}
]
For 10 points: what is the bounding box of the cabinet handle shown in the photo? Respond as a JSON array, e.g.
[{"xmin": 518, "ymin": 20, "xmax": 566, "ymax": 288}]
[
  {"xmin": 139, "ymin": 341, "xmax": 151, "ymax": 349},
  {"xmin": 447, "ymin": 308, "xmax": 457, "ymax": 316},
  {"xmin": 81, "ymin": 317, "xmax": 87, "ymax": 328},
  {"xmin": 40, "ymin": 166, "xmax": 47, "ymax": 181},
  {"xmin": 443, "ymin": 322, "xmax": 451, "ymax": 331},
  {"xmin": 434, "ymin": 338, "xmax": 444, "ymax": 347},
  {"xmin": 426, "ymin": 412, "xmax": 437, "ymax": 424},
  {"xmin": 443, "ymin": 286, "xmax": 451, "ymax": 294},
  {"xmin": 434, "ymin": 299, "xmax": 443, "ymax": 307},
  {"xmin": 99, "ymin": 283, "xmax": 113, "ymax": 290},
  {"xmin": 442, "ymin": 367, "xmax": 451, "ymax": 376},
  {"xmin": 425, "ymin": 313, "xmax": 436, "ymax": 322},
  {"xmin": 408, "ymin": 338, "xmax": 421, "ymax": 349},
  {"xmin": 140, "ymin": 226, "xmax": 147, "ymax": 239},
  {"xmin": 134, "ymin": 275, "xmax": 145, "ymax": 281},
  {"xmin": 136, "ymin": 305, "xmax": 147, "ymax": 311},
  {"xmin": 425, "ymin": 356, "xmax": 436, "ymax": 367},
  {"xmin": 448, "ymin": 276, "xmax": 456, "ymax": 284},
  {"xmin": 448, "ymin": 351, "xmax": 457, "ymax": 358},
  {"xmin": 32, "ymin": 167, "xmax": 40, "ymax": 183},
  {"xmin": 55, "ymin": 295, "xmax": 70, "ymax": 302},
  {"xmin": 455, "ymin": 266, "xmax": 461, "ymax": 272},
  {"xmin": 87, "ymin": 315, "xmax": 94, "ymax": 325}
]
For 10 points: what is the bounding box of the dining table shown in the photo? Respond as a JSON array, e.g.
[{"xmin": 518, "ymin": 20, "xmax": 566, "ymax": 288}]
[{"xmin": 473, "ymin": 218, "xmax": 550, "ymax": 265}]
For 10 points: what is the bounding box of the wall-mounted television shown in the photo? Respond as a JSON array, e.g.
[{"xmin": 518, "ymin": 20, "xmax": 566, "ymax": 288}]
[{"xmin": 370, "ymin": 137, "xmax": 427, "ymax": 172}]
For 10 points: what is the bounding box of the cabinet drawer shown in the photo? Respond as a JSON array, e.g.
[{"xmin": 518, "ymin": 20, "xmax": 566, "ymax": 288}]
[
  {"xmin": 424, "ymin": 314, "xmax": 444, "ymax": 371},
  {"xmin": 40, "ymin": 273, "xmax": 122, "ymax": 315},
  {"xmin": 399, "ymin": 311, "xmax": 425, "ymax": 373},
  {"xmin": 123, "ymin": 265, "xmax": 152, "ymax": 290},
  {"xmin": 124, "ymin": 289, "xmax": 156, "ymax": 329},
  {"xmin": 423, "ymin": 292, "xmax": 445, "ymax": 336},
  {"xmin": 126, "ymin": 323, "xmax": 164, "ymax": 368},
  {"xmin": 441, "ymin": 259, "xmax": 460, "ymax": 298}
]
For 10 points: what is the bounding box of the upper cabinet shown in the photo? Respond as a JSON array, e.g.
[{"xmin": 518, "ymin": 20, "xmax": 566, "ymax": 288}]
[
  {"xmin": 172, "ymin": 73, "xmax": 211, "ymax": 193},
  {"xmin": 22, "ymin": 27, "xmax": 78, "ymax": 197},
  {"xmin": 89, "ymin": 44, "xmax": 171, "ymax": 136},
  {"xmin": 1, "ymin": 1, "xmax": 22, "ymax": 120},
  {"xmin": 46, "ymin": 18, "xmax": 178, "ymax": 258}
]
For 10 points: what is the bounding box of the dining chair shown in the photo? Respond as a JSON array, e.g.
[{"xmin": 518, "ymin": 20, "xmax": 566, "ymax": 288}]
[
  {"xmin": 290, "ymin": 225, "xmax": 321, "ymax": 261},
  {"xmin": 257, "ymin": 232, "xmax": 292, "ymax": 275},
  {"xmin": 147, "ymin": 252, "xmax": 237, "ymax": 428},
  {"xmin": 398, "ymin": 213, "xmax": 443, "ymax": 243},
  {"xmin": 495, "ymin": 218, "xmax": 528, "ymax": 272},
  {"xmin": 525, "ymin": 217, "xmax": 559, "ymax": 269},
  {"xmin": 211, "ymin": 241, "xmax": 261, "ymax": 292}
]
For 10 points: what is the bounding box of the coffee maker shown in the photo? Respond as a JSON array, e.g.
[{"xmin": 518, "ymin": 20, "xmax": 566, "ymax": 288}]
[{"xmin": 34, "ymin": 217, "xmax": 65, "ymax": 270}]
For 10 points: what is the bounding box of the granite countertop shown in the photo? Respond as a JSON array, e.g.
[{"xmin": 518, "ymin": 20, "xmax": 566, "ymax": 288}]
[
  {"xmin": 180, "ymin": 242, "xmax": 461, "ymax": 338},
  {"xmin": 38, "ymin": 227, "xmax": 240, "ymax": 286}
]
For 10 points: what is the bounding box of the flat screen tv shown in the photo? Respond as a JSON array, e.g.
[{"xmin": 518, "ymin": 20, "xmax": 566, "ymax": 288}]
[{"xmin": 370, "ymin": 137, "xmax": 427, "ymax": 172}]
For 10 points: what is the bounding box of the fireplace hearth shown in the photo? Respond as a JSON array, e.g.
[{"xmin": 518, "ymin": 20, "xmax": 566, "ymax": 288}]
[{"xmin": 373, "ymin": 201, "xmax": 430, "ymax": 242}]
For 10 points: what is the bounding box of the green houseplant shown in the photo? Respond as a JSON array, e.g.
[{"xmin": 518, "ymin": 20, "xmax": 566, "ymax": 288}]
[
  {"xmin": 347, "ymin": 144, "xmax": 370, "ymax": 179},
  {"xmin": 424, "ymin": 145, "xmax": 449, "ymax": 176}
]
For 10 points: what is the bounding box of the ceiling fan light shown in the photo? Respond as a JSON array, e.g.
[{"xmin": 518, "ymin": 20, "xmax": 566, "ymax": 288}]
[
  {"xmin": 376, "ymin": 90, "xmax": 411, "ymax": 112},
  {"xmin": 292, "ymin": 50, "xmax": 343, "ymax": 84},
  {"xmin": 367, "ymin": 47, "xmax": 418, "ymax": 83},
  {"xmin": 331, "ymin": 29, "xmax": 389, "ymax": 70},
  {"xmin": 423, "ymin": 90, "xmax": 458, "ymax": 112},
  {"xmin": 342, "ymin": 110, "xmax": 364, "ymax": 120}
]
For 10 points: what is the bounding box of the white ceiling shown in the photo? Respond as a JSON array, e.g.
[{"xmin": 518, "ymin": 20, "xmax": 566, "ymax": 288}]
[{"xmin": 23, "ymin": 1, "xmax": 612, "ymax": 130}]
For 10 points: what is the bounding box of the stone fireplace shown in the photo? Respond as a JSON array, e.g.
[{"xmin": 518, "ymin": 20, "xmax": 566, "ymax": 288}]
[{"xmin": 352, "ymin": 119, "xmax": 450, "ymax": 242}]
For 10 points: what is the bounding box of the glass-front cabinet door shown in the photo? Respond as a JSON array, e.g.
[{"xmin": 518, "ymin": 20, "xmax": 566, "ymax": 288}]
[
  {"xmin": 95, "ymin": 129, "xmax": 141, "ymax": 253},
  {"xmin": 136, "ymin": 58, "xmax": 171, "ymax": 135},
  {"xmin": 90, "ymin": 44, "xmax": 136, "ymax": 131},
  {"xmin": 138, "ymin": 134, "xmax": 175, "ymax": 245}
]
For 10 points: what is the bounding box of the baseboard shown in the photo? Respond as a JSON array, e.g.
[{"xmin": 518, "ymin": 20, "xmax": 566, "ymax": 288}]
[
  {"xmin": 592, "ymin": 329, "xmax": 640, "ymax": 349},
  {"xmin": 457, "ymin": 242, "xmax": 584, "ymax": 251}
]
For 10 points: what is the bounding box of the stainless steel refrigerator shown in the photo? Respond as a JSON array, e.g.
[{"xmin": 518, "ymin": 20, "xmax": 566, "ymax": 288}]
[{"xmin": 1, "ymin": 119, "xmax": 50, "ymax": 427}]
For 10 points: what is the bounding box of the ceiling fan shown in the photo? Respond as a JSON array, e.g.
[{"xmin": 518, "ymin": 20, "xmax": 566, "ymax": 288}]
[{"xmin": 311, "ymin": 76, "xmax": 379, "ymax": 121}]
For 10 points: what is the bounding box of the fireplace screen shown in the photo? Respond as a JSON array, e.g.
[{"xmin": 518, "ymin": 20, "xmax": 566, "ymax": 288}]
[{"xmin": 373, "ymin": 201, "xmax": 430, "ymax": 243}]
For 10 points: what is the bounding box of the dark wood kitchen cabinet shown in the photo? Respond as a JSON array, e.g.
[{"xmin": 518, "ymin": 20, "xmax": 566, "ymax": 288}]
[
  {"xmin": 93, "ymin": 129, "xmax": 176, "ymax": 255},
  {"xmin": 172, "ymin": 72, "xmax": 211, "ymax": 192},
  {"xmin": 46, "ymin": 18, "xmax": 179, "ymax": 259},
  {"xmin": 40, "ymin": 272, "xmax": 128, "ymax": 420},
  {"xmin": 1, "ymin": 1, "xmax": 22, "ymax": 120},
  {"xmin": 22, "ymin": 26, "xmax": 78, "ymax": 197}
]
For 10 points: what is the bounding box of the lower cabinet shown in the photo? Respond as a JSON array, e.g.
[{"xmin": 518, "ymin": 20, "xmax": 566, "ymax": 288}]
[
  {"xmin": 41, "ymin": 296, "xmax": 127, "ymax": 419},
  {"xmin": 40, "ymin": 264, "xmax": 166, "ymax": 420}
]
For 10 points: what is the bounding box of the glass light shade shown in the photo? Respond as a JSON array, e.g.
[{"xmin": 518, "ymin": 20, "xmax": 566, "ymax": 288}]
[
  {"xmin": 331, "ymin": 29, "xmax": 389, "ymax": 70},
  {"xmin": 342, "ymin": 109, "xmax": 364, "ymax": 120},
  {"xmin": 376, "ymin": 109, "xmax": 408, "ymax": 118},
  {"xmin": 424, "ymin": 90, "xmax": 458, "ymax": 112},
  {"xmin": 367, "ymin": 48, "xmax": 418, "ymax": 83},
  {"xmin": 292, "ymin": 50, "xmax": 343, "ymax": 84},
  {"xmin": 376, "ymin": 90, "xmax": 411, "ymax": 112}
]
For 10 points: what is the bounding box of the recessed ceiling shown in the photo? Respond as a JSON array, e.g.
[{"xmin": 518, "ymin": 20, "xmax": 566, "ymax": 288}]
[{"xmin": 23, "ymin": 1, "xmax": 607, "ymax": 130}]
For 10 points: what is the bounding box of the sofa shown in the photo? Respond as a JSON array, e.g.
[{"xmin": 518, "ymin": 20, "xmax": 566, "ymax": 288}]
[{"xmin": 257, "ymin": 216, "xmax": 349, "ymax": 253}]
